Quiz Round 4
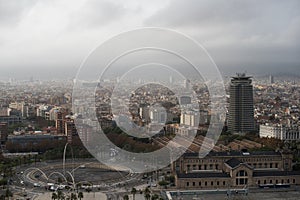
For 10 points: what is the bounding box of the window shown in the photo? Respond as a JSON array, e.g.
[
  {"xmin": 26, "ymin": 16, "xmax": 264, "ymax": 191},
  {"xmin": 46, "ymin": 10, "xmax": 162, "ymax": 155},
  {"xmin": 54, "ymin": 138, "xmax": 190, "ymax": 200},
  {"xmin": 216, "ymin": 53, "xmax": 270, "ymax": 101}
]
[
  {"xmin": 186, "ymin": 182, "xmax": 189, "ymax": 187},
  {"xmin": 275, "ymin": 163, "xmax": 278, "ymax": 168},
  {"xmin": 236, "ymin": 170, "xmax": 248, "ymax": 186},
  {"xmin": 211, "ymin": 181, "xmax": 213, "ymax": 186},
  {"xmin": 198, "ymin": 165, "xmax": 201, "ymax": 170},
  {"xmin": 276, "ymin": 180, "xmax": 278, "ymax": 184},
  {"xmin": 187, "ymin": 165, "xmax": 190, "ymax": 171},
  {"xmin": 205, "ymin": 181, "xmax": 207, "ymax": 186},
  {"xmin": 193, "ymin": 182, "xmax": 195, "ymax": 186},
  {"xmin": 216, "ymin": 164, "xmax": 219, "ymax": 170},
  {"xmin": 223, "ymin": 181, "xmax": 226, "ymax": 186},
  {"xmin": 199, "ymin": 182, "xmax": 201, "ymax": 186},
  {"xmin": 293, "ymin": 179, "xmax": 295, "ymax": 184},
  {"xmin": 217, "ymin": 181, "xmax": 219, "ymax": 186},
  {"xmin": 264, "ymin": 180, "xmax": 267, "ymax": 184},
  {"xmin": 258, "ymin": 180, "xmax": 261, "ymax": 185},
  {"xmin": 270, "ymin": 180, "xmax": 272, "ymax": 184},
  {"xmin": 237, "ymin": 170, "xmax": 247, "ymax": 177},
  {"xmin": 240, "ymin": 179, "xmax": 245, "ymax": 185},
  {"xmin": 270, "ymin": 163, "xmax": 273, "ymax": 168}
]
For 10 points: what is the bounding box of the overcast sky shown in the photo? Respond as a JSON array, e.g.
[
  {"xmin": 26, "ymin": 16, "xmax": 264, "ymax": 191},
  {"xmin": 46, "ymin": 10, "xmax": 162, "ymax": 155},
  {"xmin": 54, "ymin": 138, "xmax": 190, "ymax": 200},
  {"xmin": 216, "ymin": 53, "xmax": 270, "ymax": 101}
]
[{"xmin": 0, "ymin": 0, "xmax": 299, "ymax": 80}]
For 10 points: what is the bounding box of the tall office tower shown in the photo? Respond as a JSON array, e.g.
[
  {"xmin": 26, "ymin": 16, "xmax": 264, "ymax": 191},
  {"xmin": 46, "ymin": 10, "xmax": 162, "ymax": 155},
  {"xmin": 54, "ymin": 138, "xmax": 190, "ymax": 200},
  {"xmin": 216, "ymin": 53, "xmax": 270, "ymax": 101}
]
[
  {"xmin": 228, "ymin": 73, "xmax": 255, "ymax": 134},
  {"xmin": 269, "ymin": 75, "xmax": 274, "ymax": 84},
  {"xmin": 169, "ymin": 76, "xmax": 173, "ymax": 84}
]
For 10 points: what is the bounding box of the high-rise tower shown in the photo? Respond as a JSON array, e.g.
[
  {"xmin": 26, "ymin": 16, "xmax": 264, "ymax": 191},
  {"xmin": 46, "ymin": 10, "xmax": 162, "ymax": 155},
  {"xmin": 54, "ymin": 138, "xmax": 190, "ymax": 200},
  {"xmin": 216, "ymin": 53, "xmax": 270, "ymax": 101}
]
[
  {"xmin": 228, "ymin": 73, "xmax": 254, "ymax": 134},
  {"xmin": 269, "ymin": 75, "xmax": 274, "ymax": 84}
]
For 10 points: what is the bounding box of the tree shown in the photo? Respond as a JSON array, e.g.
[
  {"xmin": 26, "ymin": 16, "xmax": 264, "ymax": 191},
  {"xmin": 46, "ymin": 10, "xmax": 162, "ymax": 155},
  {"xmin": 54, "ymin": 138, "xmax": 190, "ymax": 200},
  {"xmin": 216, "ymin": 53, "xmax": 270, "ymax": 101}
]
[
  {"xmin": 52, "ymin": 192, "xmax": 58, "ymax": 200},
  {"xmin": 70, "ymin": 193, "xmax": 77, "ymax": 200},
  {"xmin": 57, "ymin": 177, "xmax": 63, "ymax": 184},
  {"xmin": 57, "ymin": 190, "xmax": 65, "ymax": 200},
  {"xmin": 0, "ymin": 178, "xmax": 8, "ymax": 189},
  {"xmin": 158, "ymin": 180, "xmax": 169, "ymax": 187},
  {"xmin": 144, "ymin": 193, "xmax": 151, "ymax": 200},
  {"xmin": 5, "ymin": 189, "xmax": 13, "ymax": 199},
  {"xmin": 78, "ymin": 192, "xmax": 83, "ymax": 200},
  {"xmin": 144, "ymin": 187, "xmax": 151, "ymax": 200},
  {"xmin": 123, "ymin": 194, "xmax": 129, "ymax": 200},
  {"xmin": 85, "ymin": 187, "xmax": 92, "ymax": 193},
  {"xmin": 151, "ymin": 194, "xmax": 159, "ymax": 200},
  {"xmin": 131, "ymin": 187, "xmax": 137, "ymax": 200}
]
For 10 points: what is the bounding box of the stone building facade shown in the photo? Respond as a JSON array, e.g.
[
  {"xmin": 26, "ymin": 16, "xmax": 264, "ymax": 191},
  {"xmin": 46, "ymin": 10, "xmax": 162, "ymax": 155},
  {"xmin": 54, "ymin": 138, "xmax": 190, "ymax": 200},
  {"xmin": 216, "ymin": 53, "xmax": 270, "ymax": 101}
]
[{"xmin": 174, "ymin": 151, "xmax": 300, "ymax": 189}]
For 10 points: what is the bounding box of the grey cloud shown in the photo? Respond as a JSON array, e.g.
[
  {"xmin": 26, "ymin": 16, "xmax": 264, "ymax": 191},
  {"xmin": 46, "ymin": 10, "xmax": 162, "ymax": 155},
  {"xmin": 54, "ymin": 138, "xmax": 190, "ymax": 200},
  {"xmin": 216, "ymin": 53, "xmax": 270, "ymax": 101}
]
[
  {"xmin": 145, "ymin": 0, "xmax": 299, "ymax": 29},
  {"xmin": 144, "ymin": 0, "xmax": 300, "ymax": 75},
  {"xmin": 144, "ymin": 0, "xmax": 300, "ymax": 42},
  {"xmin": 0, "ymin": 0, "xmax": 299, "ymax": 80},
  {"xmin": 0, "ymin": 0, "xmax": 37, "ymax": 27},
  {"xmin": 68, "ymin": 0, "xmax": 127, "ymax": 29}
]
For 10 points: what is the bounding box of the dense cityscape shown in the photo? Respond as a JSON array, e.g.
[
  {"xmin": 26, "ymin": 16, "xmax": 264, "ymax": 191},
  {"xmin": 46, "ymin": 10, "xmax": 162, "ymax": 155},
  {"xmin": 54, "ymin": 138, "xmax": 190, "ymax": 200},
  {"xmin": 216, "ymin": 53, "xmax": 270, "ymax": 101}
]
[{"xmin": 0, "ymin": 74, "xmax": 299, "ymax": 199}]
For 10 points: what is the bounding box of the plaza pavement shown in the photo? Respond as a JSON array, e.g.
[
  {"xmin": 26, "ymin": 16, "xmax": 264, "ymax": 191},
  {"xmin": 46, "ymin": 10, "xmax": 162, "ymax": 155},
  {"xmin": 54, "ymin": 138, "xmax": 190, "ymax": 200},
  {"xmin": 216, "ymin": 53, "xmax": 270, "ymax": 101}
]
[{"xmin": 34, "ymin": 191, "xmax": 107, "ymax": 200}]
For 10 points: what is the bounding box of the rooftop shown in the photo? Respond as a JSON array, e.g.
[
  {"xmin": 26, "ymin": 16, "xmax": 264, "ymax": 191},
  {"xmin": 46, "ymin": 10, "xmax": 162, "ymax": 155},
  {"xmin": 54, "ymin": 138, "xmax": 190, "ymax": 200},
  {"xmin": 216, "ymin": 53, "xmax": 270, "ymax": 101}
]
[
  {"xmin": 225, "ymin": 158, "xmax": 242, "ymax": 168},
  {"xmin": 253, "ymin": 171, "xmax": 300, "ymax": 177},
  {"xmin": 183, "ymin": 150, "xmax": 281, "ymax": 158},
  {"xmin": 177, "ymin": 172, "xmax": 230, "ymax": 179}
]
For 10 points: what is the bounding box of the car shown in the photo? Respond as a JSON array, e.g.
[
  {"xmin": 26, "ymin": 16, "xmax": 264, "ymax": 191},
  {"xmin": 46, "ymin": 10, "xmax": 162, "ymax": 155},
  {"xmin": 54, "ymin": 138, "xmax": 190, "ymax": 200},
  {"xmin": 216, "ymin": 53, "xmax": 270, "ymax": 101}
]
[
  {"xmin": 58, "ymin": 185, "xmax": 65, "ymax": 190},
  {"xmin": 150, "ymin": 183, "xmax": 157, "ymax": 187},
  {"xmin": 50, "ymin": 185, "xmax": 58, "ymax": 191},
  {"xmin": 34, "ymin": 183, "xmax": 41, "ymax": 187},
  {"xmin": 79, "ymin": 165, "xmax": 86, "ymax": 169}
]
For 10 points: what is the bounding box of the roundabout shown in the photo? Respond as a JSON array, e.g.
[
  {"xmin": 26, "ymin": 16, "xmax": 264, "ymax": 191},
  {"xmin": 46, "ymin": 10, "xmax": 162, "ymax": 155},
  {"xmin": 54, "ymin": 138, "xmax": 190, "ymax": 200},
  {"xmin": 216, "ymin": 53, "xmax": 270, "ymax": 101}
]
[
  {"xmin": 12, "ymin": 158, "xmax": 146, "ymax": 199},
  {"xmin": 20, "ymin": 159, "xmax": 132, "ymax": 189}
]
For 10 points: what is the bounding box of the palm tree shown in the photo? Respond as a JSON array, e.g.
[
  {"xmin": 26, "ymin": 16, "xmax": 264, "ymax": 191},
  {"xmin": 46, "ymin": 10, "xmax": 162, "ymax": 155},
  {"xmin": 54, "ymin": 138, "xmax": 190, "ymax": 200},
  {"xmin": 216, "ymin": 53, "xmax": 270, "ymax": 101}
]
[
  {"xmin": 151, "ymin": 194, "xmax": 159, "ymax": 200},
  {"xmin": 144, "ymin": 187, "xmax": 151, "ymax": 200},
  {"xmin": 123, "ymin": 194, "xmax": 129, "ymax": 200},
  {"xmin": 70, "ymin": 193, "xmax": 77, "ymax": 200},
  {"xmin": 78, "ymin": 192, "xmax": 83, "ymax": 200},
  {"xmin": 131, "ymin": 187, "xmax": 137, "ymax": 200},
  {"xmin": 144, "ymin": 193, "xmax": 151, "ymax": 200},
  {"xmin": 57, "ymin": 190, "xmax": 65, "ymax": 200},
  {"xmin": 52, "ymin": 192, "xmax": 58, "ymax": 200},
  {"xmin": 144, "ymin": 187, "xmax": 150, "ymax": 195}
]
